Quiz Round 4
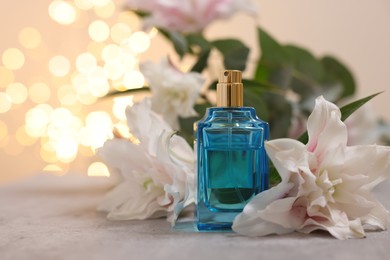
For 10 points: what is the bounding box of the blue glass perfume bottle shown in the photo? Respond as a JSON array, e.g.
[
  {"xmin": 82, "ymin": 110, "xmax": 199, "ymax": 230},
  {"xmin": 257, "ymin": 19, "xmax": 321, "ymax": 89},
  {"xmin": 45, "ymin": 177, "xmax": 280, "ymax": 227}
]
[{"xmin": 196, "ymin": 70, "xmax": 269, "ymax": 231}]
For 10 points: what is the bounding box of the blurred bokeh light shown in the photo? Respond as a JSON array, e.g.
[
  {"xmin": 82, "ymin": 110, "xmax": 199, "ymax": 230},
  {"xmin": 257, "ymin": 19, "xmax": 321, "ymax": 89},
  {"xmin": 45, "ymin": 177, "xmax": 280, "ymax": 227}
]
[{"xmin": 0, "ymin": 0, "xmax": 155, "ymax": 181}]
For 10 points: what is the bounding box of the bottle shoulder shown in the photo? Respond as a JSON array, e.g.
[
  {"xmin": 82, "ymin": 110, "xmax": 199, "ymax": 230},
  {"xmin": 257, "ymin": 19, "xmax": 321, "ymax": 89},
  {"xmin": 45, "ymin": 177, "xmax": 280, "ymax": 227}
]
[{"xmin": 197, "ymin": 107, "xmax": 268, "ymax": 128}]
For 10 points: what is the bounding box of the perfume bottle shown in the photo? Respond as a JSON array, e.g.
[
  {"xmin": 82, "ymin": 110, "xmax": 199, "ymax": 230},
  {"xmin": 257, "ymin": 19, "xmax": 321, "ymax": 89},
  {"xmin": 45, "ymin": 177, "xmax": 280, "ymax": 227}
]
[{"xmin": 196, "ymin": 70, "xmax": 269, "ymax": 231}]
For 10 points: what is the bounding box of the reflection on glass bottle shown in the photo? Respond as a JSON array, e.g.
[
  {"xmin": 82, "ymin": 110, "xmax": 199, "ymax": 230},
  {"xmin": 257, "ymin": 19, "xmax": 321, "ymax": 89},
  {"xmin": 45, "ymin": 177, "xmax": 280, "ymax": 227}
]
[{"xmin": 196, "ymin": 70, "xmax": 269, "ymax": 231}]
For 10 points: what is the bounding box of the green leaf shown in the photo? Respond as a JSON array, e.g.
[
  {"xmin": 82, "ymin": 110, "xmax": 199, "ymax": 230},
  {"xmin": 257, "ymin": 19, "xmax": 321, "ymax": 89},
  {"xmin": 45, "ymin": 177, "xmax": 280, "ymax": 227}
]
[
  {"xmin": 284, "ymin": 45, "xmax": 325, "ymax": 100},
  {"xmin": 242, "ymin": 79, "xmax": 278, "ymax": 92},
  {"xmin": 104, "ymin": 87, "xmax": 149, "ymax": 98},
  {"xmin": 297, "ymin": 131, "xmax": 309, "ymax": 145},
  {"xmin": 255, "ymin": 28, "xmax": 292, "ymax": 82},
  {"xmin": 283, "ymin": 45, "xmax": 345, "ymax": 104},
  {"xmin": 131, "ymin": 10, "xmax": 149, "ymax": 18},
  {"xmin": 232, "ymin": 81, "xmax": 270, "ymax": 119},
  {"xmin": 159, "ymin": 30, "xmax": 189, "ymax": 58},
  {"xmin": 255, "ymin": 28, "xmax": 354, "ymax": 105},
  {"xmin": 211, "ymin": 39, "xmax": 250, "ymax": 71},
  {"xmin": 297, "ymin": 92, "xmax": 382, "ymax": 144},
  {"xmin": 177, "ymin": 116, "xmax": 197, "ymax": 146},
  {"xmin": 257, "ymin": 28, "xmax": 291, "ymax": 66},
  {"xmin": 178, "ymin": 102, "xmax": 211, "ymax": 146},
  {"xmin": 321, "ymin": 56, "xmax": 356, "ymax": 99},
  {"xmin": 243, "ymin": 87, "xmax": 269, "ymax": 120},
  {"xmin": 289, "ymin": 71, "xmax": 320, "ymax": 101},
  {"xmin": 170, "ymin": 32, "xmax": 189, "ymax": 58},
  {"xmin": 340, "ymin": 92, "xmax": 382, "ymax": 121},
  {"xmin": 186, "ymin": 33, "xmax": 211, "ymax": 52},
  {"xmin": 187, "ymin": 34, "xmax": 212, "ymax": 72},
  {"xmin": 191, "ymin": 48, "xmax": 211, "ymax": 72},
  {"xmin": 263, "ymin": 92, "xmax": 292, "ymax": 138},
  {"xmin": 207, "ymin": 80, "xmax": 218, "ymax": 90},
  {"xmin": 285, "ymin": 45, "xmax": 323, "ymax": 81},
  {"xmin": 269, "ymin": 163, "xmax": 281, "ymax": 186}
]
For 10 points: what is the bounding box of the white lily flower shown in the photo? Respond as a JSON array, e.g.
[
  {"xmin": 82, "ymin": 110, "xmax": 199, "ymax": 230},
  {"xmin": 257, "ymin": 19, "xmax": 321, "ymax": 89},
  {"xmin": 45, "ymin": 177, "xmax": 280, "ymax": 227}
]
[
  {"xmin": 97, "ymin": 99, "xmax": 194, "ymax": 224},
  {"xmin": 126, "ymin": 0, "xmax": 257, "ymax": 33},
  {"xmin": 140, "ymin": 58, "xmax": 204, "ymax": 130},
  {"xmin": 232, "ymin": 96, "xmax": 390, "ymax": 239}
]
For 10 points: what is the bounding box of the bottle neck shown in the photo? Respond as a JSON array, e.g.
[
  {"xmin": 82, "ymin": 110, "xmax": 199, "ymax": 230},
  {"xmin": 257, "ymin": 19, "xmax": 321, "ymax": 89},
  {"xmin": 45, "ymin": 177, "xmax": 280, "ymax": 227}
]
[{"xmin": 216, "ymin": 82, "xmax": 243, "ymax": 107}]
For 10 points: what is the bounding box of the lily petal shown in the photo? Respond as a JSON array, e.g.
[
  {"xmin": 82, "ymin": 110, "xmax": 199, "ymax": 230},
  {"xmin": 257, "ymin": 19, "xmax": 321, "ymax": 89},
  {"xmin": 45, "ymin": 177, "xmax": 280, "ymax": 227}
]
[
  {"xmin": 98, "ymin": 139, "xmax": 148, "ymax": 181},
  {"xmin": 265, "ymin": 139, "xmax": 308, "ymax": 181},
  {"xmin": 361, "ymin": 193, "xmax": 390, "ymax": 230},
  {"xmin": 98, "ymin": 181, "xmax": 166, "ymax": 220},
  {"xmin": 307, "ymin": 96, "xmax": 347, "ymax": 158},
  {"xmin": 232, "ymin": 181, "xmax": 295, "ymax": 236},
  {"xmin": 125, "ymin": 99, "xmax": 171, "ymax": 156},
  {"xmin": 300, "ymin": 214, "xmax": 365, "ymax": 240}
]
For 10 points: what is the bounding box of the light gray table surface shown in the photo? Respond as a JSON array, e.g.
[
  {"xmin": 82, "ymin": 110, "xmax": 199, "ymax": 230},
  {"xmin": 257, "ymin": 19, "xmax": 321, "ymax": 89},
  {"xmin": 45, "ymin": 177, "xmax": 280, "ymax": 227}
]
[{"xmin": 1, "ymin": 173, "xmax": 390, "ymax": 260}]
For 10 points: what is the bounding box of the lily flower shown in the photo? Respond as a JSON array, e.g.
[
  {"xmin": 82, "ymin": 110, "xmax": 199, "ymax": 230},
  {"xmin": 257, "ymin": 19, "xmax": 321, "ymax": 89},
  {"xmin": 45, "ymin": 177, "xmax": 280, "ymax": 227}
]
[
  {"xmin": 97, "ymin": 98, "xmax": 194, "ymax": 224},
  {"xmin": 232, "ymin": 96, "xmax": 390, "ymax": 239},
  {"xmin": 140, "ymin": 58, "xmax": 204, "ymax": 130},
  {"xmin": 126, "ymin": 0, "xmax": 257, "ymax": 33}
]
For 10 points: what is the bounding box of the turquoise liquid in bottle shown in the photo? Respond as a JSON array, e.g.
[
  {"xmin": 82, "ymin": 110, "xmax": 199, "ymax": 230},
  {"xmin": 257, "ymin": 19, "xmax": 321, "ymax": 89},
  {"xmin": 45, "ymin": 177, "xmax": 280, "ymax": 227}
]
[{"xmin": 196, "ymin": 70, "xmax": 269, "ymax": 231}]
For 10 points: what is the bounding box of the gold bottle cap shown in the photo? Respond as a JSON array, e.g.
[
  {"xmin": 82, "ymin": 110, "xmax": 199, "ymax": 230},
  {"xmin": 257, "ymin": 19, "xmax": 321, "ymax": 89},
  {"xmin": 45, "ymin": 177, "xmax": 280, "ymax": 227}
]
[{"xmin": 217, "ymin": 70, "xmax": 243, "ymax": 107}]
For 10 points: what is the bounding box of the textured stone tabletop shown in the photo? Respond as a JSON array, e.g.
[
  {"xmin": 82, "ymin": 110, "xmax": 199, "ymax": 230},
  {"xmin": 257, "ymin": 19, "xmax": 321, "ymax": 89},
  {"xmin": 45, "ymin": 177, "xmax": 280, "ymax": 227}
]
[{"xmin": 1, "ymin": 174, "xmax": 390, "ymax": 260}]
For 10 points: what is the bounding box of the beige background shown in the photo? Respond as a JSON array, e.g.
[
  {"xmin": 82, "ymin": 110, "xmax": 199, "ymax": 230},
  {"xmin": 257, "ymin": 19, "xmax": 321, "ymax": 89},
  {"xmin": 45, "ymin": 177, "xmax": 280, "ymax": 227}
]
[{"xmin": 1, "ymin": 0, "xmax": 390, "ymax": 183}]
